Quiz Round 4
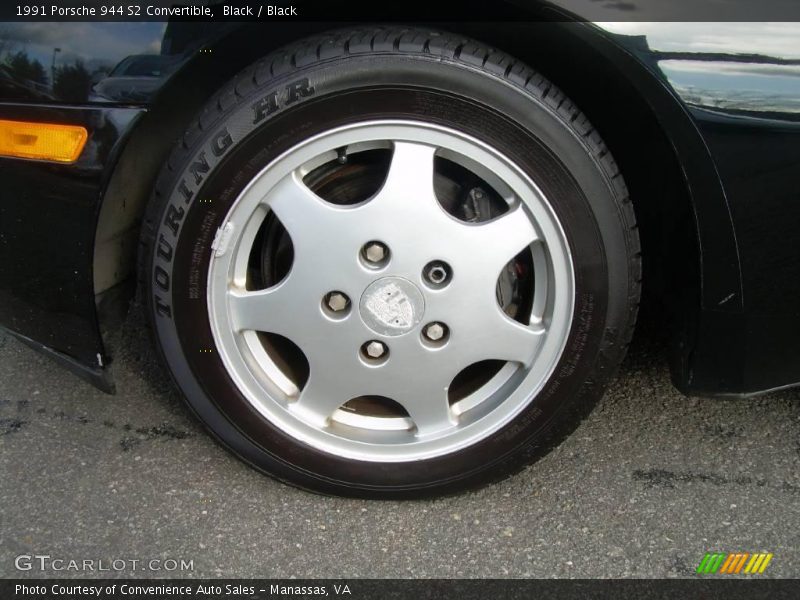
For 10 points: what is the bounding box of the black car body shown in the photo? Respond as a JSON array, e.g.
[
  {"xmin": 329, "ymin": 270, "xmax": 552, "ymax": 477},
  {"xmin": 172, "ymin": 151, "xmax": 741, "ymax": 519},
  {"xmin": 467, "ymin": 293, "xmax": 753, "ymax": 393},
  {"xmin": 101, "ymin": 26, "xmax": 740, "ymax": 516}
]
[{"xmin": 1, "ymin": 8, "xmax": 798, "ymax": 397}]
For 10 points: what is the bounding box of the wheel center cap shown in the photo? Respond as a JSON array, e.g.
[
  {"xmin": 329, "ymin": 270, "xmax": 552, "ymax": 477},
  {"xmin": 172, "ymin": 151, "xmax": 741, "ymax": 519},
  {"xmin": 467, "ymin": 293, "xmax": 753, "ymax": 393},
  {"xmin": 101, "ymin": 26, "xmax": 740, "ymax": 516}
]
[{"xmin": 359, "ymin": 277, "xmax": 425, "ymax": 336}]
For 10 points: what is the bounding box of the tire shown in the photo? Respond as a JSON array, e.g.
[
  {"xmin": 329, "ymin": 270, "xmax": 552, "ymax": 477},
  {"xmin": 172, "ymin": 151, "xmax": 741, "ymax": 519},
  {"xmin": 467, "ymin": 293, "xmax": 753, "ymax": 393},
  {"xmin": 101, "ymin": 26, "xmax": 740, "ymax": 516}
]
[{"xmin": 139, "ymin": 27, "xmax": 640, "ymax": 498}]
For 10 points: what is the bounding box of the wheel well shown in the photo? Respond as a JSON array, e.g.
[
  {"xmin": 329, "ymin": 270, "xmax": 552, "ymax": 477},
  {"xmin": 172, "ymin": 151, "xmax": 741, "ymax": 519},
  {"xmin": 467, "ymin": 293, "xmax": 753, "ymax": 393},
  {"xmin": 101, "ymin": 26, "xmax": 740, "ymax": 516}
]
[{"xmin": 95, "ymin": 21, "xmax": 700, "ymax": 345}]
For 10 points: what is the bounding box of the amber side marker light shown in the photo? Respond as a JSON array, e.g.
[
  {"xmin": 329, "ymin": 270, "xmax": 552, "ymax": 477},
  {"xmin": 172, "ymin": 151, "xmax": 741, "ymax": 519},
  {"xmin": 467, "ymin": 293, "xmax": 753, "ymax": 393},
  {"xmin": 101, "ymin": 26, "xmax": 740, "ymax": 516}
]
[{"xmin": 0, "ymin": 119, "xmax": 88, "ymax": 163}]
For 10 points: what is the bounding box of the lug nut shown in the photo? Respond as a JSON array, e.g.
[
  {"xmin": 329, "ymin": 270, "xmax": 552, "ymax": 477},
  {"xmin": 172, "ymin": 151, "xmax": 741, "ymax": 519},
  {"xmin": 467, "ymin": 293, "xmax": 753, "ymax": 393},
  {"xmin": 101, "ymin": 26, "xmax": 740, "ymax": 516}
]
[
  {"xmin": 363, "ymin": 340, "xmax": 387, "ymax": 359},
  {"xmin": 423, "ymin": 322, "xmax": 448, "ymax": 342},
  {"xmin": 423, "ymin": 261, "xmax": 451, "ymax": 286},
  {"xmin": 362, "ymin": 241, "xmax": 389, "ymax": 265},
  {"xmin": 325, "ymin": 291, "xmax": 349, "ymax": 312}
]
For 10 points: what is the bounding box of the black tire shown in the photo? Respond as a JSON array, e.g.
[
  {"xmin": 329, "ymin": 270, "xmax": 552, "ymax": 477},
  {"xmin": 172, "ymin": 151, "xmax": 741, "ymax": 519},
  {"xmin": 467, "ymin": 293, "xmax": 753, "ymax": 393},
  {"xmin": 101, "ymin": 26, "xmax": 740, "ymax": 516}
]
[{"xmin": 139, "ymin": 27, "xmax": 640, "ymax": 498}]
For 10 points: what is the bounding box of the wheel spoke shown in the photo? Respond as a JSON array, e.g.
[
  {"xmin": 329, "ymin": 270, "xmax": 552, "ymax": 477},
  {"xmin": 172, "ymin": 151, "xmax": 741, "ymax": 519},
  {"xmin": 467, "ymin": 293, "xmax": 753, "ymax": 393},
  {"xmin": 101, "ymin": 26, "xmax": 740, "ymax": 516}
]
[
  {"xmin": 469, "ymin": 205, "xmax": 539, "ymax": 276},
  {"xmin": 463, "ymin": 312, "xmax": 545, "ymax": 368},
  {"xmin": 395, "ymin": 374, "xmax": 457, "ymax": 437},
  {"xmin": 378, "ymin": 141, "xmax": 438, "ymax": 204},
  {"xmin": 228, "ymin": 282, "xmax": 298, "ymax": 338},
  {"xmin": 288, "ymin": 374, "xmax": 351, "ymax": 428},
  {"xmin": 262, "ymin": 172, "xmax": 336, "ymax": 250}
]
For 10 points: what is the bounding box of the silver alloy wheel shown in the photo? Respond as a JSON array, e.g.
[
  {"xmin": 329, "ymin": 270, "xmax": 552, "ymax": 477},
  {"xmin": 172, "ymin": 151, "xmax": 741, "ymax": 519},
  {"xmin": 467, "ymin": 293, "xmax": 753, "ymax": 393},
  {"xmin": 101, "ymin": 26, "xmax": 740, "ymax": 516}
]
[{"xmin": 207, "ymin": 121, "xmax": 574, "ymax": 462}]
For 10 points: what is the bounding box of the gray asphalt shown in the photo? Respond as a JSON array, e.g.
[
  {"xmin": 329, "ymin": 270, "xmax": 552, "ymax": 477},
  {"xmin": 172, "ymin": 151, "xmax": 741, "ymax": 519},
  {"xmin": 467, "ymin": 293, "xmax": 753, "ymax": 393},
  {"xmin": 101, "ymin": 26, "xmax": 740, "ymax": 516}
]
[{"xmin": 1, "ymin": 308, "xmax": 798, "ymax": 579}]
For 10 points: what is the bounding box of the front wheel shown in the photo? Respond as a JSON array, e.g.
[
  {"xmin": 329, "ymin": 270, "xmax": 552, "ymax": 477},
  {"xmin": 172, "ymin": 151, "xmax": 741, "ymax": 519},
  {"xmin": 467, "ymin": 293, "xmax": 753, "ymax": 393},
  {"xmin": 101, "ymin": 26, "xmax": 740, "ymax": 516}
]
[{"xmin": 140, "ymin": 28, "xmax": 640, "ymax": 497}]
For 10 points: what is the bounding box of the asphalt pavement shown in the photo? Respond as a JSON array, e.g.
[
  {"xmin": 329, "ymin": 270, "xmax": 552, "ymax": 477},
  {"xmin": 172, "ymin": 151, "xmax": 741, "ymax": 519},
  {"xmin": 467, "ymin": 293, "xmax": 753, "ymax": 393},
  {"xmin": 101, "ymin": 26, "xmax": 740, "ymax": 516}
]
[{"xmin": 1, "ymin": 306, "xmax": 798, "ymax": 578}]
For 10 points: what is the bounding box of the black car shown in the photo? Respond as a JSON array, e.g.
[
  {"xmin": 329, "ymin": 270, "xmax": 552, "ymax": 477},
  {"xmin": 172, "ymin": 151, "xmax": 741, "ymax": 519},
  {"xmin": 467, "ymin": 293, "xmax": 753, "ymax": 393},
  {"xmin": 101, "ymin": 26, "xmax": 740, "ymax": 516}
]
[{"xmin": 1, "ymin": 7, "xmax": 798, "ymax": 497}]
